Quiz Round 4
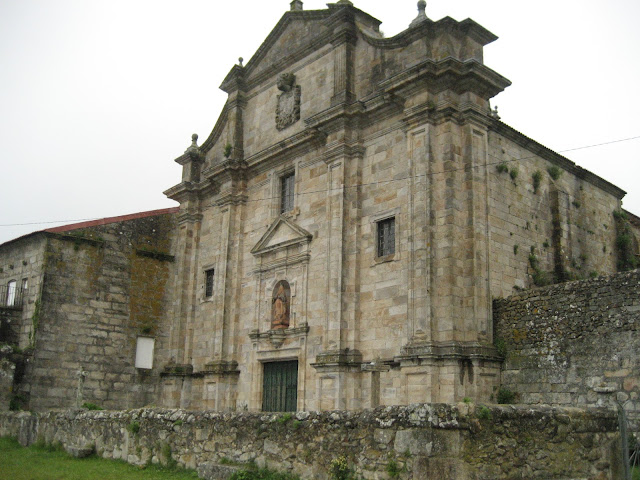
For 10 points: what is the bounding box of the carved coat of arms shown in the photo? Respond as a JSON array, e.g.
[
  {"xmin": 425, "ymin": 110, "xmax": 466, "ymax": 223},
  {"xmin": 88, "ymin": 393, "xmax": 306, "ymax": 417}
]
[{"xmin": 276, "ymin": 73, "xmax": 301, "ymax": 130}]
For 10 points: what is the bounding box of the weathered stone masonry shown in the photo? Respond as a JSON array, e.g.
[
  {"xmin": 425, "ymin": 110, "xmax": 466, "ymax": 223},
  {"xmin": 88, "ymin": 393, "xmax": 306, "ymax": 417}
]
[
  {"xmin": 159, "ymin": 0, "xmax": 636, "ymax": 413},
  {"xmin": 1, "ymin": 1, "xmax": 639, "ymax": 416},
  {"xmin": 0, "ymin": 404, "xmax": 624, "ymax": 480},
  {"xmin": 494, "ymin": 269, "xmax": 640, "ymax": 425},
  {"xmin": 0, "ymin": 209, "xmax": 178, "ymax": 411}
]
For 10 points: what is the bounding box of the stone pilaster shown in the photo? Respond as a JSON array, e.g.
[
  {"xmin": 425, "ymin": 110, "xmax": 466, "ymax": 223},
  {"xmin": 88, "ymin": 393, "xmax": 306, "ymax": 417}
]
[{"xmin": 327, "ymin": 6, "xmax": 356, "ymax": 106}]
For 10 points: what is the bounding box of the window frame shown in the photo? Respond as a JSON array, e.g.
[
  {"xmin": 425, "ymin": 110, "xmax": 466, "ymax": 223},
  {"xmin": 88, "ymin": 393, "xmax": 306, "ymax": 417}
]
[
  {"xmin": 280, "ymin": 171, "xmax": 295, "ymax": 214},
  {"xmin": 204, "ymin": 268, "xmax": 215, "ymax": 298},
  {"xmin": 6, "ymin": 280, "xmax": 16, "ymax": 307},
  {"xmin": 377, "ymin": 216, "xmax": 396, "ymax": 258},
  {"xmin": 370, "ymin": 209, "xmax": 400, "ymax": 265}
]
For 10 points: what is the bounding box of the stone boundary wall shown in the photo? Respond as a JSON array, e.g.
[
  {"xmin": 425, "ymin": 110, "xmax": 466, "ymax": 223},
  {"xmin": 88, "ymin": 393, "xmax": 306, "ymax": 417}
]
[
  {"xmin": 0, "ymin": 404, "xmax": 622, "ymax": 479},
  {"xmin": 494, "ymin": 269, "xmax": 640, "ymax": 425}
]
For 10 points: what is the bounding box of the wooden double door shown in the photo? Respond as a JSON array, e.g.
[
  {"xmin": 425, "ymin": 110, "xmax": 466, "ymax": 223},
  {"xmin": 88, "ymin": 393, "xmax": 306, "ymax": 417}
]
[{"xmin": 262, "ymin": 360, "xmax": 298, "ymax": 412}]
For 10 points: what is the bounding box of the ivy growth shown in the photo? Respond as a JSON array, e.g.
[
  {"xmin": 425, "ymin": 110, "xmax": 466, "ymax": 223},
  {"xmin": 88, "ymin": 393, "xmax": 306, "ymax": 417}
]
[
  {"xmin": 223, "ymin": 143, "xmax": 233, "ymax": 158},
  {"xmin": 613, "ymin": 210, "xmax": 638, "ymax": 271},
  {"xmin": 29, "ymin": 299, "xmax": 41, "ymax": 347},
  {"xmin": 529, "ymin": 253, "xmax": 549, "ymax": 287},
  {"xmin": 532, "ymin": 169, "xmax": 542, "ymax": 193},
  {"xmin": 547, "ymin": 165, "xmax": 562, "ymax": 181},
  {"xmin": 496, "ymin": 388, "xmax": 516, "ymax": 404}
]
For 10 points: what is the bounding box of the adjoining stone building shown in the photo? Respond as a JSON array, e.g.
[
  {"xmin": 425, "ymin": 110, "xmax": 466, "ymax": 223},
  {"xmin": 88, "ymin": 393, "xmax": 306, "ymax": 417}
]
[
  {"xmin": 1, "ymin": 1, "xmax": 639, "ymax": 413},
  {"xmin": 0, "ymin": 209, "xmax": 178, "ymax": 411}
]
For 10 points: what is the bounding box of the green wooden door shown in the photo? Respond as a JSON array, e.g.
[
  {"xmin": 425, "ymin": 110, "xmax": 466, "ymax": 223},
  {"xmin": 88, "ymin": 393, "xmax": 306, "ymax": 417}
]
[{"xmin": 262, "ymin": 361, "xmax": 298, "ymax": 412}]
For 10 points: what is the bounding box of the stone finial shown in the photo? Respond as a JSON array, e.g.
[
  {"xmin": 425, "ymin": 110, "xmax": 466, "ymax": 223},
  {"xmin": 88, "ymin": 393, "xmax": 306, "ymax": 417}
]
[
  {"xmin": 290, "ymin": 0, "xmax": 303, "ymax": 11},
  {"xmin": 238, "ymin": 57, "xmax": 244, "ymax": 67},
  {"xmin": 185, "ymin": 133, "xmax": 201, "ymax": 156},
  {"xmin": 490, "ymin": 106, "xmax": 501, "ymax": 120},
  {"xmin": 410, "ymin": 0, "xmax": 428, "ymax": 27}
]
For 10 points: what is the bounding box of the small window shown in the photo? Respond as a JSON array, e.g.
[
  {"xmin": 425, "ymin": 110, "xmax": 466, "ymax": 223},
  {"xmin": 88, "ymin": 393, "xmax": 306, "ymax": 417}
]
[
  {"xmin": 135, "ymin": 337, "xmax": 155, "ymax": 369},
  {"xmin": 377, "ymin": 217, "xmax": 395, "ymax": 257},
  {"xmin": 280, "ymin": 172, "xmax": 295, "ymax": 213},
  {"xmin": 21, "ymin": 278, "xmax": 28, "ymax": 294},
  {"xmin": 6, "ymin": 280, "xmax": 16, "ymax": 307},
  {"xmin": 205, "ymin": 269, "xmax": 215, "ymax": 298}
]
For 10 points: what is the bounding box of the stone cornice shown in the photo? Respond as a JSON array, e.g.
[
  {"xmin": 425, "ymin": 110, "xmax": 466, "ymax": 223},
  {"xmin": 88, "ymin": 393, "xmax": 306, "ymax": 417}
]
[
  {"xmin": 244, "ymin": 128, "xmax": 327, "ymax": 175},
  {"xmin": 219, "ymin": 65, "xmax": 246, "ymax": 94},
  {"xmin": 311, "ymin": 348, "xmax": 363, "ymax": 372},
  {"xmin": 490, "ymin": 121, "xmax": 626, "ymax": 199},
  {"xmin": 305, "ymin": 101, "xmax": 364, "ymax": 132},
  {"xmin": 251, "ymin": 215, "xmax": 313, "ymax": 257},
  {"xmin": 163, "ymin": 181, "xmax": 199, "ymax": 203},
  {"xmin": 252, "ymin": 253, "xmax": 311, "ymax": 275},
  {"xmin": 177, "ymin": 211, "xmax": 203, "ymax": 225},
  {"xmin": 396, "ymin": 342, "xmax": 502, "ymax": 364},
  {"xmin": 243, "ymin": 10, "xmax": 331, "ymax": 77},
  {"xmin": 249, "ymin": 324, "xmax": 310, "ymax": 339},
  {"xmin": 214, "ymin": 192, "xmax": 248, "ymax": 207},
  {"xmin": 202, "ymin": 360, "xmax": 240, "ymax": 376},
  {"xmin": 322, "ymin": 142, "xmax": 366, "ymax": 164},
  {"xmin": 201, "ymin": 159, "xmax": 248, "ymax": 185},
  {"xmin": 161, "ymin": 363, "xmax": 193, "ymax": 377},
  {"xmin": 326, "ymin": 3, "xmax": 381, "ymax": 30},
  {"xmin": 378, "ymin": 57, "xmax": 511, "ymax": 100},
  {"xmin": 360, "ymin": 16, "xmax": 497, "ymax": 50},
  {"xmin": 200, "ymin": 103, "xmax": 229, "ymax": 155}
]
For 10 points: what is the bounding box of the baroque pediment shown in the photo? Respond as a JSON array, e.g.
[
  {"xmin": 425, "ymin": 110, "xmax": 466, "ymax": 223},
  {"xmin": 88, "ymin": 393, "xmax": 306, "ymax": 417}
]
[
  {"xmin": 251, "ymin": 216, "xmax": 312, "ymax": 256},
  {"xmin": 242, "ymin": 11, "xmax": 331, "ymax": 84}
]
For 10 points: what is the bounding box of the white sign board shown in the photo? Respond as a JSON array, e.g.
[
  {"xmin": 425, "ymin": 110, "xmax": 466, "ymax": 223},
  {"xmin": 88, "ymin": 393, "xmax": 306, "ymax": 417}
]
[{"xmin": 135, "ymin": 337, "xmax": 155, "ymax": 369}]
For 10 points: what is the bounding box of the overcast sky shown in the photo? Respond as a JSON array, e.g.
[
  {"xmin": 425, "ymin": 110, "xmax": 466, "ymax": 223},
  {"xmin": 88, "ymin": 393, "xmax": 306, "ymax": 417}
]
[{"xmin": 1, "ymin": 0, "xmax": 639, "ymax": 244}]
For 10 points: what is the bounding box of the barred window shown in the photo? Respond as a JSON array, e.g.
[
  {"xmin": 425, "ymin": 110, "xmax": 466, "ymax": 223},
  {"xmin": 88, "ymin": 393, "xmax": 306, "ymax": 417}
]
[
  {"xmin": 6, "ymin": 280, "xmax": 16, "ymax": 307},
  {"xmin": 205, "ymin": 269, "xmax": 215, "ymax": 298},
  {"xmin": 377, "ymin": 217, "xmax": 395, "ymax": 257},
  {"xmin": 280, "ymin": 172, "xmax": 295, "ymax": 213}
]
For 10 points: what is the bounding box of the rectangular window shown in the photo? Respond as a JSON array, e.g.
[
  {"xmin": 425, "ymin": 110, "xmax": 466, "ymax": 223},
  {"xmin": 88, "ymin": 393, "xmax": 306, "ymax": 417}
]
[
  {"xmin": 205, "ymin": 269, "xmax": 215, "ymax": 298},
  {"xmin": 377, "ymin": 217, "xmax": 395, "ymax": 257},
  {"xmin": 280, "ymin": 172, "xmax": 295, "ymax": 213},
  {"xmin": 6, "ymin": 280, "xmax": 16, "ymax": 307},
  {"xmin": 135, "ymin": 337, "xmax": 155, "ymax": 369}
]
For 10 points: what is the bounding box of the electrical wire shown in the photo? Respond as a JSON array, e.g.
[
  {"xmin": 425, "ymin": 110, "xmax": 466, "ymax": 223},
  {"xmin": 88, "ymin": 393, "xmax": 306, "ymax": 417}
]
[{"xmin": 1, "ymin": 133, "xmax": 638, "ymax": 229}]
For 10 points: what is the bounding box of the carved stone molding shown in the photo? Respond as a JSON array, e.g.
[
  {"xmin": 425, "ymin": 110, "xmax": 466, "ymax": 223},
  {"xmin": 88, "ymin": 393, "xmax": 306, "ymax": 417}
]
[
  {"xmin": 249, "ymin": 323, "xmax": 310, "ymax": 351},
  {"xmin": 202, "ymin": 360, "xmax": 240, "ymax": 376},
  {"xmin": 161, "ymin": 363, "xmax": 194, "ymax": 377},
  {"xmin": 311, "ymin": 348, "xmax": 363, "ymax": 372},
  {"xmin": 396, "ymin": 341, "xmax": 502, "ymax": 366}
]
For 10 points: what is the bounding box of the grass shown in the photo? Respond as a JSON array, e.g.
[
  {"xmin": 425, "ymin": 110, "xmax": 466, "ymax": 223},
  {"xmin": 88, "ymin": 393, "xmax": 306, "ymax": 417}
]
[
  {"xmin": 632, "ymin": 466, "xmax": 639, "ymax": 480},
  {"xmin": 0, "ymin": 437, "xmax": 199, "ymax": 480}
]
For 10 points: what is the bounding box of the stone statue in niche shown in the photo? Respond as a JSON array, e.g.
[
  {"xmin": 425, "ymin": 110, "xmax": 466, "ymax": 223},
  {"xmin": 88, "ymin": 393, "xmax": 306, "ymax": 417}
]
[
  {"xmin": 276, "ymin": 73, "xmax": 301, "ymax": 131},
  {"xmin": 271, "ymin": 280, "xmax": 291, "ymax": 329}
]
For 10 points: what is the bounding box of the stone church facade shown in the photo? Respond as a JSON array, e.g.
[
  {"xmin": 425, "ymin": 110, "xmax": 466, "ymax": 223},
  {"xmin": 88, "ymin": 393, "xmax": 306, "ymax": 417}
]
[
  {"xmin": 1, "ymin": 1, "xmax": 638, "ymax": 413},
  {"xmin": 158, "ymin": 1, "xmax": 635, "ymax": 411}
]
